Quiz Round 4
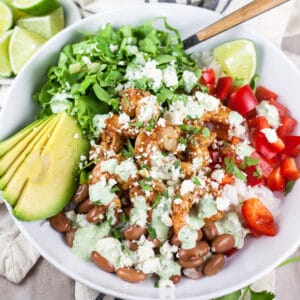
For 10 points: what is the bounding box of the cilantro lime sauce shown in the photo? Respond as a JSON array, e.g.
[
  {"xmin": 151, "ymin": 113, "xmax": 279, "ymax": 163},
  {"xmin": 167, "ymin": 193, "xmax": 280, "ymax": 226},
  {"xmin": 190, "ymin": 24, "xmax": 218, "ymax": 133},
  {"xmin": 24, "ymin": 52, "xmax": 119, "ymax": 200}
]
[
  {"xmin": 72, "ymin": 222, "xmax": 110, "ymax": 260},
  {"xmin": 178, "ymin": 225, "xmax": 198, "ymax": 249}
]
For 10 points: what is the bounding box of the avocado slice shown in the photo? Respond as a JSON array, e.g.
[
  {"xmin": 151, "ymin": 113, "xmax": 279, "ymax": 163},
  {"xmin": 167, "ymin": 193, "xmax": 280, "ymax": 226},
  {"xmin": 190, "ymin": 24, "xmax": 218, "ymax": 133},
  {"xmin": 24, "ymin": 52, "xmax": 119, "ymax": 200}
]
[
  {"xmin": 0, "ymin": 116, "xmax": 54, "ymax": 177},
  {"xmin": 0, "ymin": 118, "xmax": 44, "ymax": 157},
  {"xmin": 1, "ymin": 115, "xmax": 61, "ymax": 204},
  {"xmin": 13, "ymin": 112, "xmax": 89, "ymax": 221}
]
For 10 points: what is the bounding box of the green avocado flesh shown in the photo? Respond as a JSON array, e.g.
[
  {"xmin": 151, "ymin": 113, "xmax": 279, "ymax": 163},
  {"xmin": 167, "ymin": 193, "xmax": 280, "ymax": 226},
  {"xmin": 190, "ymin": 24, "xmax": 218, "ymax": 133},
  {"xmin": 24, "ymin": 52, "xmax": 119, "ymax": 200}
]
[
  {"xmin": 0, "ymin": 112, "xmax": 89, "ymax": 221},
  {"xmin": 1, "ymin": 115, "xmax": 59, "ymax": 204},
  {"xmin": 0, "ymin": 118, "xmax": 44, "ymax": 157},
  {"xmin": 0, "ymin": 116, "xmax": 55, "ymax": 177}
]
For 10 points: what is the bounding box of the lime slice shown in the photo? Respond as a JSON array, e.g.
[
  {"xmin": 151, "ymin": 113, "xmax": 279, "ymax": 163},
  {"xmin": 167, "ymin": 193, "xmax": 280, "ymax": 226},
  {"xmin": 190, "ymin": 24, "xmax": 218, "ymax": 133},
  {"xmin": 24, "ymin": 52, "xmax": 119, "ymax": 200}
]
[
  {"xmin": 0, "ymin": 1, "xmax": 13, "ymax": 34},
  {"xmin": 213, "ymin": 39, "xmax": 257, "ymax": 84},
  {"xmin": 3, "ymin": 0, "xmax": 28, "ymax": 20},
  {"xmin": 0, "ymin": 30, "xmax": 13, "ymax": 77},
  {"xmin": 17, "ymin": 7, "xmax": 64, "ymax": 39},
  {"xmin": 12, "ymin": 0, "xmax": 60, "ymax": 16},
  {"xmin": 9, "ymin": 26, "xmax": 46, "ymax": 74}
]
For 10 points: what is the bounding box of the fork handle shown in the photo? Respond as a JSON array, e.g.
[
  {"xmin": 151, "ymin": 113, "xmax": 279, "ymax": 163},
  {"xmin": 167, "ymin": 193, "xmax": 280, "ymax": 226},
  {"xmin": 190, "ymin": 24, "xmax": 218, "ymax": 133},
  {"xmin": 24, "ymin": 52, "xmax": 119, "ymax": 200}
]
[{"xmin": 183, "ymin": 0, "xmax": 290, "ymax": 49}]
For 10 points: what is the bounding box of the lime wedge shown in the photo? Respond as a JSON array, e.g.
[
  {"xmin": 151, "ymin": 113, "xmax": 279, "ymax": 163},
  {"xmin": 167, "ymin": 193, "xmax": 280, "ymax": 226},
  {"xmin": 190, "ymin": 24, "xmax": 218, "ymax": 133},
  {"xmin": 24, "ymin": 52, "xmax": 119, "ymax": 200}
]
[
  {"xmin": 0, "ymin": 30, "xmax": 13, "ymax": 77},
  {"xmin": 213, "ymin": 39, "xmax": 257, "ymax": 84},
  {"xmin": 17, "ymin": 7, "xmax": 64, "ymax": 39},
  {"xmin": 3, "ymin": 0, "xmax": 28, "ymax": 20},
  {"xmin": 0, "ymin": 1, "xmax": 13, "ymax": 34},
  {"xmin": 12, "ymin": 0, "xmax": 60, "ymax": 16},
  {"xmin": 9, "ymin": 26, "xmax": 46, "ymax": 74}
]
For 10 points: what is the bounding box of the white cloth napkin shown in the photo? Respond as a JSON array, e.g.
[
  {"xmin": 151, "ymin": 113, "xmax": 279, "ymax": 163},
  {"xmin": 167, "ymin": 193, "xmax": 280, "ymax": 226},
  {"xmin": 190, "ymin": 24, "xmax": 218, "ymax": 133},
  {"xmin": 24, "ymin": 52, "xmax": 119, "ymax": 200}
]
[{"xmin": 1, "ymin": 0, "xmax": 300, "ymax": 299}]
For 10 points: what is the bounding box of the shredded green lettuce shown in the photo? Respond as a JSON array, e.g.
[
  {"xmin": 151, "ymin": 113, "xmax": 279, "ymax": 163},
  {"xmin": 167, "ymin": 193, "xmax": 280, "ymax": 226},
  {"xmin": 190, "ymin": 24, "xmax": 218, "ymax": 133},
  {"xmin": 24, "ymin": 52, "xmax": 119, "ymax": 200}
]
[{"xmin": 35, "ymin": 18, "xmax": 201, "ymax": 137}]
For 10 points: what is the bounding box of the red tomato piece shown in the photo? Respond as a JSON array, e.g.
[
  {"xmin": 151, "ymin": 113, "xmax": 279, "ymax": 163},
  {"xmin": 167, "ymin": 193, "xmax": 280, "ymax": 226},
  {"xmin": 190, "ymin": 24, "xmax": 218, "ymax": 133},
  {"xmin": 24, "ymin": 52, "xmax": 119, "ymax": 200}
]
[
  {"xmin": 282, "ymin": 136, "xmax": 300, "ymax": 157},
  {"xmin": 277, "ymin": 116, "xmax": 297, "ymax": 138},
  {"xmin": 215, "ymin": 76, "xmax": 233, "ymax": 100},
  {"xmin": 228, "ymin": 84, "xmax": 258, "ymax": 117},
  {"xmin": 242, "ymin": 198, "xmax": 276, "ymax": 236},
  {"xmin": 251, "ymin": 152, "xmax": 273, "ymax": 177},
  {"xmin": 269, "ymin": 98, "xmax": 289, "ymax": 117},
  {"xmin": 200, "ymin": 68, "xmax": 215, "ymax": 86},
  {"xmin": 244, "ymin": 165, "xmax": 264, "ymax": 186},
  {"xmin": 247, "ymin": 116, "xmax": 270, "ymax": 131},
  {"xmin": 252, "ymin": 131, "xmax": 278, "ymax": 160},
  {"xmin": 255, "ymin": 85, "xmax": 278, "ymax": 101},
  {"xmin": 225, "ymin": 247, "xmax": 238, "ymax": 257},
  {"xmin": 280, "ymin": 157, "xmax": 300, "ymax": 181},
  {"xmin": 267, "ymin": 167, "xmax": 285, "ymax": 191}
]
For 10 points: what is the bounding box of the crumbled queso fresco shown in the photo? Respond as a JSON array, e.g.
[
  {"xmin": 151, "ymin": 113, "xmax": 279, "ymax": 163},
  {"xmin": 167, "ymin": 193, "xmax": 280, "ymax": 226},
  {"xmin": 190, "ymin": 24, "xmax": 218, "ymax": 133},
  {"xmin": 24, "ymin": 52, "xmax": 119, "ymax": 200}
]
[{"xmin": 43, "ymin": 21, "xmax": 283, "ymax": 288}]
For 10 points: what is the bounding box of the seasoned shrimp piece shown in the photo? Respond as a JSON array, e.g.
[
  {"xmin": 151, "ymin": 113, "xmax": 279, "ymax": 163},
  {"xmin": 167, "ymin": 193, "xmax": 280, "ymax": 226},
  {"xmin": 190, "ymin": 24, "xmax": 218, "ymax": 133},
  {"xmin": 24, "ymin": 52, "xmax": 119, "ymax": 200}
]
[
  {"xmin": 89, "ymin": 157, "xmax": 119, "ymax": 184},
  {"xmin": 188, "ymin": 131, "xmax": 217, "ymax": 167},
  {"xmin": 121, "ymin": 89, "xmax": 151, "ymax": 117},
  {"xmin": 155, "ymin": 125, "xmax": 181, "ymax": 153},
  {"xmin": 105, "ymin": 114, "xmax": 140, "ymax": 138},
  {"xmin": 100, "ymin": 130, "xmax": 124, "ymax": 154},
  {"xmin": 202, "ymin": 105, "xmax": 231, "ymax": 125}
]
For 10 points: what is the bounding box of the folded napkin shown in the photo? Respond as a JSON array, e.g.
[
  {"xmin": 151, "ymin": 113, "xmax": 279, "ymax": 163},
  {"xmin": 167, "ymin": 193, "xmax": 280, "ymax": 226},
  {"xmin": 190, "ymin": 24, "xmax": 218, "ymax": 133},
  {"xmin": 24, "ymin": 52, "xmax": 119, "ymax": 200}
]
[{"xmin": 0, "ymin": 0, "xmax": 300, "ymax": 299}]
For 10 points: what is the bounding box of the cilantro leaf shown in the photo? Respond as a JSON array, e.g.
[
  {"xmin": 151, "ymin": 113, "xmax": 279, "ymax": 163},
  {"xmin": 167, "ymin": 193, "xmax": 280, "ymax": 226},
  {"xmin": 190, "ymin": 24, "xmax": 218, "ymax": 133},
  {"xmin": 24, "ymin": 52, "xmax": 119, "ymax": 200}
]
[
  {"xmin": 193, "ymin": 176, "xmax": 201, "ymax": 186},
  {"xmin": 224, "ymin": 155, "xmax": 246, "ymax": 182},
  {"xmin": 121, "ymin": 138, "xmax": 135, "ymax": 158},
  {"xmin": 174, "ymin": 160, "xmax": 180, "ymax": 169},
  {"xmin": 179, "ymin": 124, "xmax": 201, "ymax": 134},
  {"xmin": 253, "ymin": 167, "xmax": 263, "ymax": 179},
  {"xmin": 214, "ymin": 290, "xmax": 241, "ymax": 300},
  {"xmin": 129, "ymin": 121, "xmax": 144, "ymax": 127},
  {"xmin": 240, "ymin": 156, "xmax": 259, "ymax": 169},
  {"xmin": 202, "ymin": 127, "xmax": 211, "ymax": 138},
  {"xmin": 152, "ymin": 193, "xmax": 162, "ymax": 209},
  {"xmin": 147, "ymin": 223, "xmax": 157, "ymax": 239},
  {"xmin": 146, "ymin": 117, "xmax": 157, "ymax": 131},
  {"xmin": 139, "ymin": 181, "xmax": 153, "ymax": 191},
  {"xmin": 285, "ymin": 180, "xmax": 295, "ymax": 195},
  {"xmin": 179, "ymin": 137, "xmax": 187, "ymax": 146},
  {"xmin": 249, "ymin": 289, "xmax": 275, "ymax": 300}
]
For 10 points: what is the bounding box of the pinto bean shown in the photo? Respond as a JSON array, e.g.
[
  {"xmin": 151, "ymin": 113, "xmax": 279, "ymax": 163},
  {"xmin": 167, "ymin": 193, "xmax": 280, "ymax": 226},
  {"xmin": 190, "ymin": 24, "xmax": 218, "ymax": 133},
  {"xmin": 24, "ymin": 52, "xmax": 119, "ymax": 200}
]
[
  {"xmin": 76, "ymin": 198, "xmax": 94, "ymax": 214},
  {"xmin": 197, "ymin": 229, "xmax": 203, "ymax": 241},
  {"xmin": 49, "ymin": 213, "xmax": 70, "ymax": 233},
  {"xmin": 129, "ymin": 242, "xmax": 138, "ymax": 251},
  {"xmin": 203, "ymin": 254, "xmax": 225, "ymax": 276},
  {"xmin": 116, "ymin": 267, "xmax": 147, "ymax": 283},
  {"xmin": 72, "ymin": 184, "xmax": 89, "ymax": 203},
  {"xmin": 91, "ymin": 251, "xmax": 115, "ymax": 273},
  {"xmin": 183, "ymin": 268, "xmax": 203, "ymax": 280},
  {"xmin": 170, "ymin": 275, "xmax": 181, "ymax": 284},
  {"xmin": 211, "ymin": 234, "xmax": 235, "ymax": 253},
  {"xmin": 178, "ymin": 257, "xmax": 204, "ymax": 268},
  {"xmin": 202, "ymin": 221, "xmax": 219, "ymax": 241},
  {"xmin": 170, "ymin": 234, "xmax": 181, "ymax": 247},
  {"xmin": 179, "ymin": 241, "xmax": 209, "ymax": 260},
  {"xmin": 124, "ymin": 225, "xmax": 146, "ymax": 241},
  {"xmin": 65, "ymin": 228, "xmax": 77, "ymax": 247},
  {"xmin": 86, "ymin": 205, "xmax": 106, "ymax": 223}
]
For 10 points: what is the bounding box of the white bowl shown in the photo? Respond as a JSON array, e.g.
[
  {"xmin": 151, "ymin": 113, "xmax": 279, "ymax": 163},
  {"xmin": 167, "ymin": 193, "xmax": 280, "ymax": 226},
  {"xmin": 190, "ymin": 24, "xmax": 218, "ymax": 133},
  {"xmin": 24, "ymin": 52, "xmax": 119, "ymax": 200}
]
[
  {"xmin": 1, "ymin": 4, "xmax": 300, "ymax": 300},
  {"xmin": 0, "ymin": 0, "xmax": 81, "ymax": 85}
]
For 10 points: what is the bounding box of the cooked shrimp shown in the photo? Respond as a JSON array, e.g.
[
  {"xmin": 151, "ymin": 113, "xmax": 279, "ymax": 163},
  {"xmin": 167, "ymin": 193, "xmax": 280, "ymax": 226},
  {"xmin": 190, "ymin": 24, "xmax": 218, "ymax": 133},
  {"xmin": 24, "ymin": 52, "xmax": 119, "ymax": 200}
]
[
  {"xmin": 121, "ymin": 89, "xmax": 151, "ymax": 117},
  {"xmin": 202, "ymin": 105, "xmax": 231, "ymax": 125}
]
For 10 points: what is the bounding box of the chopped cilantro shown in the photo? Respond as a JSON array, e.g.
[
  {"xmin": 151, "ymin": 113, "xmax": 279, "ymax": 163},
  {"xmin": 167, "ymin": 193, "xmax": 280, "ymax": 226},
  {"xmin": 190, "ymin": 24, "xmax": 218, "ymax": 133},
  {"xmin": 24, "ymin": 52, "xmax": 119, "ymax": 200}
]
[
  {"xmin": 141, "ymin": 164, "xmax": 150, "ymax": 170},
  {"xmin": 139, "ymin": 181, "xmax": 153, "ymax": 191},
  {"xmin": 146, "ymin": 117, "xmax": 157, "ymax": 131},
  {"xmin": 161, "ymin": 151, "xmax": 168, "ymax": 157},
  {"xmin": 147, "ymin": 223, "xmax": 157, "ymax": 239},
  {"xmin": 152, "ymin": 193, "xmax": 162, "ymax": 209},
  {"xmin": 129, "ymin": 121, "xmax": 144, "ymax": 127},
  {"xmin": 179, "ymin": 124, "xmax": 201, "ymax": 134},
  {"xmin": 145, "ymin": 176, "xmax": 153, "ymax": 181},
  {"xmin": 224, "ymin": 155, "xmax": 246, "ymax": 181},
  {"xmin": 121, "ymin": 138, "xmax": 135, "ymax": 158},
  {"xmin": 154, "ymin": 281, "xmax": 159, "ymax": 288},
  {"xmin": 107, "ymin": 216, "xmax": 113, "ymax": 225},
  {"xmin": 193, "ymin": 176, "xmax": 201, "ymax": 186},
  {"xmin": 179, "ymin": 137, "xmax": 187, "ymax": 146},
  {"xmin": 253, "ymin": 167, "xmax": 263, "ymax": 179},
  {"xmin": 202, "ymin": 127, "xmax": 211, "ymax": 138},
  {"xmin": 240, "ymin": 156, "xmax": 259, "ymax": 169},
  {"xmin": 110, "ymin": 186, "xmax": 120, "ymax": 193},
  {"xmin": 174, "ymin": 160, "xmax": 180, "ymax": 169},
  {"xmin": 233, "ymin": 77, "xmax": 244, "ymax": 87},
  {"xmin": 285, "ymin": 180, "xmax": 295, "ymax": 195}
]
